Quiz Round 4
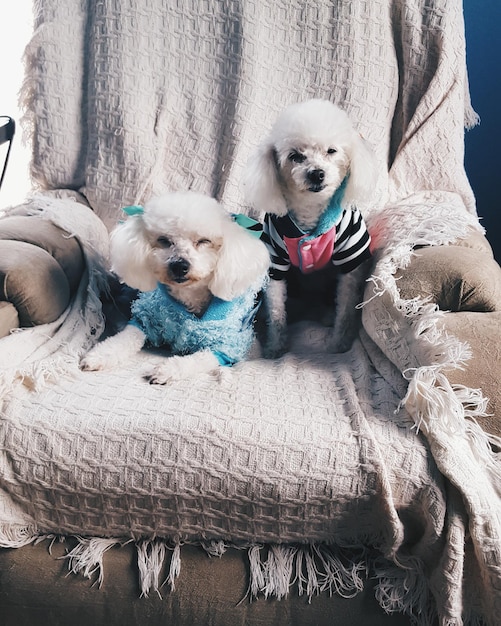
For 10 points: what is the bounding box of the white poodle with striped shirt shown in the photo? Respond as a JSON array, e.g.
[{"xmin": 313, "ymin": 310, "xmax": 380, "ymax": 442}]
[{"xmin": 244, "ymin": 99, "xmax": 378, "ymax": 357}]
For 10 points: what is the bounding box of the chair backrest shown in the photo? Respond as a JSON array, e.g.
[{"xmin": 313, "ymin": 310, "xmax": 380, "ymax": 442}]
[
  {"xmin": 21, "ymin": 1, "xmax": 478, "ymax": 230},
  {"xmin": 0, "ymin": 116, "xmax": 15, "ymax": 190}
]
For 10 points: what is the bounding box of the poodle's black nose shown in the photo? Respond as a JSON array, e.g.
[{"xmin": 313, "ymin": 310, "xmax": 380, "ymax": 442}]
[
  {"xmin": 307, "ymin": 169, "xmax": 325, "ymax": 185},
  {"xmin": 169, "ymin": 258, "xmax": 190, "ymax": 282}
]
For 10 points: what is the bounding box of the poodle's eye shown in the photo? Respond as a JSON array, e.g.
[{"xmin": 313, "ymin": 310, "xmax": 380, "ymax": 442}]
[
  {"xmin": 157, "ymin": 236, "xmax": 172, "ymax": 247},
  {"xmin": 288, "ymin": 151, "xmax": 306, "ymax": 164},
  {"xmin": 195, "ymin": 238, "xmax": 211, "ymax": 247},
  {"xmin": 327, "ymin": 148, "xmax": 337, "ymax": 155}
]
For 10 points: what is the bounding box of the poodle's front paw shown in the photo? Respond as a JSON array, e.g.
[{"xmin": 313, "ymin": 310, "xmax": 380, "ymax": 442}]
[
  {"xmin": 263, "ymin": 342, "xmax": 287, "ymax": 359},
  {"xmin": 80, "ymin": 349, "xmax": 109, "ymax": 371},
  {"xmin": 263, "ymin": 327, "xmax": 288, "ymax": 359},
  {"xmin": 80, "ymin": 326, "xmax": 146, "ymax": 372},
  {"xmin": 80, "ymin": 341, "xmax": 125, "ymax": 371},
  {"xmin": 143, "ymin": 352, "xmax": 221, "ymax": 384},
  {"xmin": 328, "ymin": 330, "xmax": 355, "ymax": 354},
  {"xmin": 144, "ymin": 362, "xmax": 178, "ymax": 385}
]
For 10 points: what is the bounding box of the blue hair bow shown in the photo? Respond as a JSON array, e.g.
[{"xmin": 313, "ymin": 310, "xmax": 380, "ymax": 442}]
[
  {"xmin": 122, "ymin": 205, "xmax": 145, "ymax": 216},
  {"xmin": 231, "ymin": 213, "xmax": 264, "ymax": 240}
]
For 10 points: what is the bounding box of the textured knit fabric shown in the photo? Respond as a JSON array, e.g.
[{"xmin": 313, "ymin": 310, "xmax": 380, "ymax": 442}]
[
  {"xmin": 1, "ymin": 1, "xmax": 499, "ymax": 624},
  {"xmin": 22, "ymin": 0, "xmax": 477, "ymax": 230},
  {"xmin": 130, "ymin": 283, "xmax": 260, "ymax": 365}
]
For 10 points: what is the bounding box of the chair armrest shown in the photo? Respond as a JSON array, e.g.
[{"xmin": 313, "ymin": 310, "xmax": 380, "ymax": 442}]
[
  {"xmin": 0, "ymin": 214, "xmax": 85, "ymax": 327},
  {"xmin": 362, "ymin": 232, "xmax": 501, "ymax": 438},
  {"xmin": 441, "ymin": 311, "xmax": 501, "ymax": 438},
  {"xmin": 395, "ymin": 232, "xmax": 501, "ymax": 313}
]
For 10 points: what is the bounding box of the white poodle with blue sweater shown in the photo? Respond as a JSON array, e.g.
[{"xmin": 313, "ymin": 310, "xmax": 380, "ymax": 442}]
[{"xmin": 81, "ymin": 191, "xmax": 270, "ymax": 384}]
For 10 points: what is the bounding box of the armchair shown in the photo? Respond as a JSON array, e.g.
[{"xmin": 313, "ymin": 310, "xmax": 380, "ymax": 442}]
[{"xmin": 0, "ymin": 1, "xmax": 500, "ymax": 625}]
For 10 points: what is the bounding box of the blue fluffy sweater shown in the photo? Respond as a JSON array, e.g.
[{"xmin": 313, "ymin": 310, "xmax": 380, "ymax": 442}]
[{"xmin": 129, "ymin": 283, "xmax": 260, "ymax": 366}]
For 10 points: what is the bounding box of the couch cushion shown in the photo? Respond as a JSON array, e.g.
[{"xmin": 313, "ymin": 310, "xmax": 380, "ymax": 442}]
[
  {"xmin": 0, "ymin": 540, "xmax": 411, "ymax": 626},
  {"xmin": 0, "ymin": 215, "xmax": 84, "ymax": 293},
  {"xmin": 0, "ymin": 240, "xmax": 70, "ymax": 326}
]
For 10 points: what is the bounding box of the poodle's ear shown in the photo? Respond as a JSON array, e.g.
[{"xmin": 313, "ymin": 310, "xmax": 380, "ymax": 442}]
[
  {"xmin": 343, "ymin": 134, "xmax": 379, "ymax": 209},
  {"xmin": 243, "ymin": 142, "xmax": 288, "ymax": 217},
  {"xmin": 110, "ymin": 216, "xmax": 158, "ymax": 292},
  {"xmin": 209, "ymin": 219, "xmax": 270, "ymax": 301}
]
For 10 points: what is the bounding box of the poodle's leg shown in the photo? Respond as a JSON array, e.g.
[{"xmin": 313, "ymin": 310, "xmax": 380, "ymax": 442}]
[
  {"xmin": 329, "ymin": 263, "xmax": 368, "ymax": 353},
  {"xmin": 80, "ymin": 324, "xmax": 146, "ymax": 370},
  {"xmin": 263, "ymin": 279, "xmax": 288, "ymax": 358},
  {"xmin": 144, "ymin": 350, "xmax": 220, "ymax": 384}
]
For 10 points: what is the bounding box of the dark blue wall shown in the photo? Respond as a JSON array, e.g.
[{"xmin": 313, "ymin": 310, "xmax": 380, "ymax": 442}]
[{"xmin": 463, "ymin": 0, "xmax": 501, "ymax": 262}]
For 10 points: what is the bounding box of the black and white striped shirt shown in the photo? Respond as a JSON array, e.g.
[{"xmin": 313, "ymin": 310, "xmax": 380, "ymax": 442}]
[{"xmin": 262, "ymin": 208, "xmax": 371, "ymax": 279}]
